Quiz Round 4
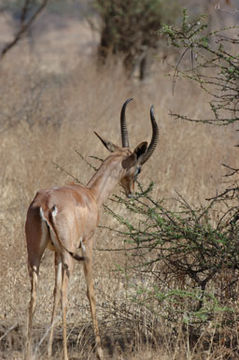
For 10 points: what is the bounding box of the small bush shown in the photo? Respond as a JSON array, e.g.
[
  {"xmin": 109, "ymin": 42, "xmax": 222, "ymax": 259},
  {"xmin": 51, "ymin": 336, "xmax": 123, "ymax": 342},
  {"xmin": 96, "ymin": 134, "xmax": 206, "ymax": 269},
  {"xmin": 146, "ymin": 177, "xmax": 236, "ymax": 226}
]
[
  {"xmin": 101, "ymin": 181, "xmax": 239, "ymax": 356},
  {"xmin": 94, "ymin": 0, "xmax": 180, "ymax": 79}
]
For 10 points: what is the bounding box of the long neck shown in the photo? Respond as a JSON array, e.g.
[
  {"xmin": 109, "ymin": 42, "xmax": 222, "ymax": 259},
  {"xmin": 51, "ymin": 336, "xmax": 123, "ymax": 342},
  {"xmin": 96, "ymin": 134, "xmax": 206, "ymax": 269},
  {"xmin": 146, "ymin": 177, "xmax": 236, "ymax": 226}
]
[{"xmin": 87, "ymin": 155, "xmax": 124, "ymax": 207}]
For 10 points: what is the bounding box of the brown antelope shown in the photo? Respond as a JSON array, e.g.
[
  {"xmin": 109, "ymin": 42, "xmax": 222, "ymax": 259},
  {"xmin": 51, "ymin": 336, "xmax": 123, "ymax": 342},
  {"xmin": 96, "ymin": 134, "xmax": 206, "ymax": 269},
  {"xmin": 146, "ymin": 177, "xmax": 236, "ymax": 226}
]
[{"xmin": 25, "ymin": 98, "xmax": 159, "ymax": 360}]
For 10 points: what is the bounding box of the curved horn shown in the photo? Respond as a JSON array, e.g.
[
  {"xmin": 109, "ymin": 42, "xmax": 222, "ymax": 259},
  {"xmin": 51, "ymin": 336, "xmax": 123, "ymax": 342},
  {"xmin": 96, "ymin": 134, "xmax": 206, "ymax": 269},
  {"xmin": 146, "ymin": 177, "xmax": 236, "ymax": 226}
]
[
  {"xmin": 140, "ymin": 105, "xmax": 159, "ymax": 165},
  {"xmin": 120, "ymin": 98, "xmax": 133, "ymax": 148}
]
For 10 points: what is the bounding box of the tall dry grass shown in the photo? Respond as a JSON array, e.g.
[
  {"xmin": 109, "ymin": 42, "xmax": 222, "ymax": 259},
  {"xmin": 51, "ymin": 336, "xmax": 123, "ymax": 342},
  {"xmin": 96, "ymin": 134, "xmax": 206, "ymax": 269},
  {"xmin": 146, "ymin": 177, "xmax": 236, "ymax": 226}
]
[{"xmin": 0, "ymin": 12, "xmax": 239, "ymax": 360}]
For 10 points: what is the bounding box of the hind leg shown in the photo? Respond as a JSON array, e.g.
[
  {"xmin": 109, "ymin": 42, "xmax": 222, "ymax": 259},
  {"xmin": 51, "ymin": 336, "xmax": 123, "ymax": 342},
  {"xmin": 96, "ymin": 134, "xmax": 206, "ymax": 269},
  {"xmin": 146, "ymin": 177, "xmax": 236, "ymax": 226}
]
[
  {"xmin": 25, "ymin": 208, "xmax": 49, "ymax": 360},
  {"xmin": 48, "ymin": 252, "xmax": 62, "ymax": 358},
  {"xmin": 25, "ymin": 264, "xmax": 39, "ymax": 360},
  {"xmin": 60, "ymin": 252, "xmax": 74, "ymax": 360}
]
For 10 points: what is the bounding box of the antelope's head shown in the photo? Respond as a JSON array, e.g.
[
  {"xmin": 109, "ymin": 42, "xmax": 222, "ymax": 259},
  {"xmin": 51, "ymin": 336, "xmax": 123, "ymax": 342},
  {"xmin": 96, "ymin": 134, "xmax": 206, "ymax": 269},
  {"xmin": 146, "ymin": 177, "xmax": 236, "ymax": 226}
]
[{"xmin": 95, "ymin": 98, "xmax": 159, "ymax": 198}]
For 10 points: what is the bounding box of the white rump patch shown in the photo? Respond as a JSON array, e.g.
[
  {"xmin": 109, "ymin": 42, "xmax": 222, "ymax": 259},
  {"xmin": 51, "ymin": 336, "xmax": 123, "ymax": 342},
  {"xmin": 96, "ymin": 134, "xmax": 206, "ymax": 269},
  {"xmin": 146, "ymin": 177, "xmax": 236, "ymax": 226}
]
[
  {"xmin": 39, "ymin": 207, "xmax": 47, "ymax": 222},
  {"xmin": 80, "ymin": 238, "xmax": 86, "ymax": 254},
  {"xmin": 39, "ymin": 206, "xmax": 58, "ymax": 251},
  {"xmin": 52, "ymin": 205, "xmax": 58, "ymax": 217}
]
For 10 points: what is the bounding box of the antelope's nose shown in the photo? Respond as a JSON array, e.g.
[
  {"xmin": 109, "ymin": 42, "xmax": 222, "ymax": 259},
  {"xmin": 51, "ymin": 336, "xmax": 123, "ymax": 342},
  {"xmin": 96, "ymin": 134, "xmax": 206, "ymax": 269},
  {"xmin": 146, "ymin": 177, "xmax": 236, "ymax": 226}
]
[{"xmin": 127, "ymin": 193, "xmax": 134, "ymax": 199}]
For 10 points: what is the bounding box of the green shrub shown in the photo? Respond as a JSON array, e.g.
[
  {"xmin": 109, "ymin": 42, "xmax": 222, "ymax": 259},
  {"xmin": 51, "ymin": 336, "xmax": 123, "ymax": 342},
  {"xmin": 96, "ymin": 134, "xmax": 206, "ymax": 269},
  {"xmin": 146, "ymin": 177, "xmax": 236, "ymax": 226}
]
[{"xmin": 101, "ymin": 181, "xmax": 239, "ymax": 337}]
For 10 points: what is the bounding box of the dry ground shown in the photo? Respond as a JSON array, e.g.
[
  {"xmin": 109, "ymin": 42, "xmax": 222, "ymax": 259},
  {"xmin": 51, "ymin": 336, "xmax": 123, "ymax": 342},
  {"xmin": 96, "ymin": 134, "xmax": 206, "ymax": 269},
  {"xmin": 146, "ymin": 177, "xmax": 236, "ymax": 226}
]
[{"xmin": 0, "ymin": 8, "xmax": 239, "ymax": 360}]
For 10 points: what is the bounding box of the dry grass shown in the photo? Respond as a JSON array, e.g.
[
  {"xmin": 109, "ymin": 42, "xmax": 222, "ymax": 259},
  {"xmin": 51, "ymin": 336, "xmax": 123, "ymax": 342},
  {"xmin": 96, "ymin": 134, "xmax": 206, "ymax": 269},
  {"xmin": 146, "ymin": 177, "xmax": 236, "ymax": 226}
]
[{"xmin": 0, "ymin": 10, "xmax": 239, "ymax": 360}]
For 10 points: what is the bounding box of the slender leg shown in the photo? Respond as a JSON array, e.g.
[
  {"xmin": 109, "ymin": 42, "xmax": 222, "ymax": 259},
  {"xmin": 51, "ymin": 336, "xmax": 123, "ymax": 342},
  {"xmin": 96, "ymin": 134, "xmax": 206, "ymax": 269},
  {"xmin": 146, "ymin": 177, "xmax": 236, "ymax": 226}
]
[
  {"xmin": 61, "ymin": 253, "xmax": 73, "ymax": 360},
  {"xmin": 25, "ymin": 207, "xmax": 48, "ymax": 360},
  {"xmin": 83, "ymin": 241, "xmax": 103, "ymax": 360},
  {"xmin": 25, "ymin": 265, "xmax": 38, "ymax": 360},
  {"xmin": 48, "ymin": 253, "xmax": 62, "ymax": 358}
]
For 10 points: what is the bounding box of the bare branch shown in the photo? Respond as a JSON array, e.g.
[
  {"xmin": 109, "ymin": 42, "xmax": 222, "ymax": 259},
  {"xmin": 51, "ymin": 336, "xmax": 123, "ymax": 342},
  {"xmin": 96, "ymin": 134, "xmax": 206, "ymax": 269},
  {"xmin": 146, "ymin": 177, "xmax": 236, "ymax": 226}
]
[
  {"xmin": 222, "ymin": 163, "xmax": 239, "ymax": 177},
  {"xmin": 0, "ymin": 0, "xmax": 49, "ymax": 60},
  {"xmin": 206, "ymin": 186, "xmax": 239, "ymax": 201},
  {"xmin": 20, "ymin": 0, "xmax": 32, "ymax": 25}
]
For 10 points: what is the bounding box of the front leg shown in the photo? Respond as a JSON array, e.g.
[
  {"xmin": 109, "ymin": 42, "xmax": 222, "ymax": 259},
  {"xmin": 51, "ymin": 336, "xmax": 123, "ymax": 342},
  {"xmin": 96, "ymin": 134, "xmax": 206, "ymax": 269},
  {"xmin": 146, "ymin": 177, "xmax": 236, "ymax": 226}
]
[{"xmin": 82, "ymin": 238, "xmax": 103, "ymax": 360}]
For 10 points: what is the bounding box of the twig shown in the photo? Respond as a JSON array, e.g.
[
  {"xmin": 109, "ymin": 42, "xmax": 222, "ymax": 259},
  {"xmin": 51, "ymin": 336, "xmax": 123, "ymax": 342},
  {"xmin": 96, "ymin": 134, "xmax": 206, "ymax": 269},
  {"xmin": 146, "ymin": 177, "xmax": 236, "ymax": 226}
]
[
  {"xmin": 75, "ymin": 149, "xmax": 98, "ymax": 171},
  {"xmin": 20, "ymin": 0, "xmax": 31, "ymax": 25},
  {"xmin": 0, "ymin": 0, "xmax": 49, "ymax": 59},
  {"xmin": 222, "ymin": 163, "xmax": 239, "ymax": 177},
  {"xmin": 52, "ymin": 161, "xmax": 80, "ymax": 183},
  {"xmin": 206, "ymin": 186, "xmax": 239, "ymax": 201},
  {"xmin": 0, "ymin": 323, "xmax": 18, "ymax": 342},
  {"xmin": 34, "ymin": 315, "xmax": 61, "ymax": 356}
]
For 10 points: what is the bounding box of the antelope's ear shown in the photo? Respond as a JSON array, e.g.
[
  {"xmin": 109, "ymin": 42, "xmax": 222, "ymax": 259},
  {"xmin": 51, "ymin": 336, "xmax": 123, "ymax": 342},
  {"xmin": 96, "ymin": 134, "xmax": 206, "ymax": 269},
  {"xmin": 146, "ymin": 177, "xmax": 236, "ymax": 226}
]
[
  {"xmin": 121, "ymin": 142, "xmax": 148, "ymax": 170},
  {"xmin": 134, "ymin": 141, "xmax": 148, "ymax": 160},
  {"xmin": 94, "ymin": 131, "xmax": 121, "ymax": 153},
  {"xmin": 122, "ymin": 153, "xmax": 137, "ymax": 169}
]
